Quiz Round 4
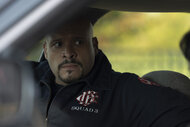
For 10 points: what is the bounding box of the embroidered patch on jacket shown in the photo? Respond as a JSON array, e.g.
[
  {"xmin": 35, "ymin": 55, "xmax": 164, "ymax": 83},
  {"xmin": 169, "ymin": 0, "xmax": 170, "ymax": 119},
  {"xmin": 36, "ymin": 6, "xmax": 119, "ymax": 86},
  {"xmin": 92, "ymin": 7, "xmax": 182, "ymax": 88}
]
[
  {"xmin": 76, "ymin": 91, "xmax": 98, "ymax": 106},
  {"xmin": 138, "ymin": 77, "xmax": 160, "ymax": 86}
]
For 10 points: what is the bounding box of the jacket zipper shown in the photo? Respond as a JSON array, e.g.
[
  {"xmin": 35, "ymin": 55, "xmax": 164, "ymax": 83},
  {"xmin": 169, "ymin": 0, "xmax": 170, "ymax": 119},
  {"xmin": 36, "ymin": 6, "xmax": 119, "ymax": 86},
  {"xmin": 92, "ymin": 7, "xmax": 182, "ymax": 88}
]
[
  {"xmin": 41, "ymin": 80, "xmax": 86, "ymax": 122},
  {"xmin": 40, "ymin": 80, "xmax": 52, "ymax": 121},
  {"xmin": 46, "ymin": 86, "xmax": 65, "ymax": 116}
]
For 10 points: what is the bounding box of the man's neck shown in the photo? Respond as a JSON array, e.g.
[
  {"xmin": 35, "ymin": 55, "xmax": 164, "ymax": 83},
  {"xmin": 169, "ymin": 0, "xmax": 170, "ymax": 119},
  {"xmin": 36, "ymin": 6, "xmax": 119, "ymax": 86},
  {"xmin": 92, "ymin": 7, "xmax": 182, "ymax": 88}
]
[{"xmin": 55, "ymin": 79, "xmax": 68, "ymax": 87}]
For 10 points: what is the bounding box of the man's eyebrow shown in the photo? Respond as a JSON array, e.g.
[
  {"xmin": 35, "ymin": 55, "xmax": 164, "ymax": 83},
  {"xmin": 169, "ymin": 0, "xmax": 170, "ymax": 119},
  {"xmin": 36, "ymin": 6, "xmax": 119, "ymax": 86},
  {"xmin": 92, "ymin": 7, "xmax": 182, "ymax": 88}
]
[
  {"xmin": 50, "ymin": 38, "xmax": 62, "ymax": 43},
  {"xmin": 73, "ymin": 36, "xmax": 87, "ymax": 40}
]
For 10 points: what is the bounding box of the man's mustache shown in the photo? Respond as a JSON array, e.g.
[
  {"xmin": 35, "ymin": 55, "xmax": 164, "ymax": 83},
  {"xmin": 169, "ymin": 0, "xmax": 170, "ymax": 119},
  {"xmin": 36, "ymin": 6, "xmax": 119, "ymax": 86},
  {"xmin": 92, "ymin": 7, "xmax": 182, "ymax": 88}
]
[{"xmin": 58, "ymin": 59, "xmax": 82, "ymax": 70}]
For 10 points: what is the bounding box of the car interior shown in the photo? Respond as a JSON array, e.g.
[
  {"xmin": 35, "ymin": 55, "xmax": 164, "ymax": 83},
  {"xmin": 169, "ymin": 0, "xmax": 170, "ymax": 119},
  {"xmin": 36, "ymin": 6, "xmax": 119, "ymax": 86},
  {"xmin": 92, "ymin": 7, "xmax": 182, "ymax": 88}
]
[{"xmin": 0, "ymin": 0, "xmax": 190, "ymax": 126}]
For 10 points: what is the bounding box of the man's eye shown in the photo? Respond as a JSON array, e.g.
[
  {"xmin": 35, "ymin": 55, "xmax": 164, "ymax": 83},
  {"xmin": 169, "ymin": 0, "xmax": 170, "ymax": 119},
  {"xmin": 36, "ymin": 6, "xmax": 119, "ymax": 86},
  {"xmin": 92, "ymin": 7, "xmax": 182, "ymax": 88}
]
[
  {"xmin": 75, "ymin": 40, "xmax": 82, "ymax": 45},
  {"xmin": 53, "ymin": 41, "xmax": 62, "ymax": 47}
]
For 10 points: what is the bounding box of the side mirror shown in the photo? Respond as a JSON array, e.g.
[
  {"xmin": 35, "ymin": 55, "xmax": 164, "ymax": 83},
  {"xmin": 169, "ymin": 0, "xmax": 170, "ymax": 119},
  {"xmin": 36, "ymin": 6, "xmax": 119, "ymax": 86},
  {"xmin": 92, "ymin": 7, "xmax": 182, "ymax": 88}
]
[{"xmin": 0, "ymin": 60, "xmax": 43, "ymax": 127}]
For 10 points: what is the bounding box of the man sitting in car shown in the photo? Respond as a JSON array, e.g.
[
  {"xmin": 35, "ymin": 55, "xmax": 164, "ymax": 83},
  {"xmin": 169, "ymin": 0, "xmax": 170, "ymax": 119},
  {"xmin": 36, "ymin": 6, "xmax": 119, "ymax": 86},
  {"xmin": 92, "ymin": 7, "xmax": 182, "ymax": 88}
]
[{"xmin": 32, "ymin": 8, "xmax": 190, "ymax": 127}]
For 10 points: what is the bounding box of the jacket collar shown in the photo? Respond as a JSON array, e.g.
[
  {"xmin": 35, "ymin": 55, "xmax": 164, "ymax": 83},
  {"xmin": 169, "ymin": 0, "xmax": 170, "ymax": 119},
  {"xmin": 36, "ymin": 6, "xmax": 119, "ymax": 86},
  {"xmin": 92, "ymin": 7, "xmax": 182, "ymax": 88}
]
[
  {"xmin": 39, "ymin": 50, "xmax": 114, "ymax": 90},
  {"xmin": 81, "ymin": 50, "xmax": 113, "ymax": 90}
]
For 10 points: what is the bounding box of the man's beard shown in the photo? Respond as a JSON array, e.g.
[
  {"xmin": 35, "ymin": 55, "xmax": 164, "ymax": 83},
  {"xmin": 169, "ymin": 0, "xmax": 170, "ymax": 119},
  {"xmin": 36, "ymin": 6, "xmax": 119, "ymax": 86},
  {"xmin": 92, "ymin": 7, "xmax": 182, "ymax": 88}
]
[{"xmin": 57, "ymin": 59, "xmax": 83, "ymax": 84}]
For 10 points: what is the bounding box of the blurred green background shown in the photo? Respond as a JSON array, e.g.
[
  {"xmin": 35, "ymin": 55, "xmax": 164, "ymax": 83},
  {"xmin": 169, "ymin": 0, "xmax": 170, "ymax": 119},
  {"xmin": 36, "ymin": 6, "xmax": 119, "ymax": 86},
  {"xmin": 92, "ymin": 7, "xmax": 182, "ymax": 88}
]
[{"xmin": 27, "ymin": 11, "xmax": 190, "ymax": 77}]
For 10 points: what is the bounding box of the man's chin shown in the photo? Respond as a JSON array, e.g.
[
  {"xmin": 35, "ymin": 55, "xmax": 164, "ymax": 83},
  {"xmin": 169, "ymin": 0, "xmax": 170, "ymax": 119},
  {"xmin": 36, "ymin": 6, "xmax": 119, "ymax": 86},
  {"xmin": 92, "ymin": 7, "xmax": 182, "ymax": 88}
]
[
  {"xmin": 58, "ymin": 69, "xmax": 83, "ymax": 84},
  {"xmin": 58, "ymin": 74, "xmax": 82, "ymax": 84}
]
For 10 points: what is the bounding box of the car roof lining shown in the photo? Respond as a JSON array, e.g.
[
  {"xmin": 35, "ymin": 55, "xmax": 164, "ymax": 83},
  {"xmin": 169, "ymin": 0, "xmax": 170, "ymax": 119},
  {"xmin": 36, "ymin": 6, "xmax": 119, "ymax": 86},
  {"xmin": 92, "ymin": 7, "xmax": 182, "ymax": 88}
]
[{"xmin": 91, "ymin": 0, "xmax": 190, "ymax": 12}]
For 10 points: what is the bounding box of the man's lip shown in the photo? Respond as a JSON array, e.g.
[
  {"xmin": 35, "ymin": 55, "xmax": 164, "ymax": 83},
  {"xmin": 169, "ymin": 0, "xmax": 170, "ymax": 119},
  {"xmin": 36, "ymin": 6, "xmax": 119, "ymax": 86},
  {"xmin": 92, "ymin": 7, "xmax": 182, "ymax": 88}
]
[{"xmin": 61, "ymin": 63, "xmax": 79, "ymax": 68}]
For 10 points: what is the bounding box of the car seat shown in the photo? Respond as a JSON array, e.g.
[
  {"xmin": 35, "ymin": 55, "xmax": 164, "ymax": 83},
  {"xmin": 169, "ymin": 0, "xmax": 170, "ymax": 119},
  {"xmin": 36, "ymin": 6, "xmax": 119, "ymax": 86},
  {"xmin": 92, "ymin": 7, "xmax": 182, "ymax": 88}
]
[{"xmin": 142, "ymin": 70, "xmax": 190, "ymax": 98}]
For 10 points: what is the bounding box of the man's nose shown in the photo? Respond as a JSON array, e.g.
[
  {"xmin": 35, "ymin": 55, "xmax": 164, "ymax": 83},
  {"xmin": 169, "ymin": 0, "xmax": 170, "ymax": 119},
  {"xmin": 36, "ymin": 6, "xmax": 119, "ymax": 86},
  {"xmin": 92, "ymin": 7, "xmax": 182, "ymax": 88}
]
[{"xmin": 61, "ymin": 45, "xmax": 77, "ymax": 59}]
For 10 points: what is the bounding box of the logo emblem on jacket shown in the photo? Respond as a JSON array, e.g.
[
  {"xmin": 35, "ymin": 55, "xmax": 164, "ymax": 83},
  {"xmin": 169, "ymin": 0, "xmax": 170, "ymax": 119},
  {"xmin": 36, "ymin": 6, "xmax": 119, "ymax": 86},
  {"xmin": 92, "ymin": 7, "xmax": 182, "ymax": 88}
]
[
  {"xmin": 138, "ymin": 77, "xmax": 159, "ymax": 86},
  {"xmin": 76, "ymin": 91, "xmax": 98, "ymax": 106}
]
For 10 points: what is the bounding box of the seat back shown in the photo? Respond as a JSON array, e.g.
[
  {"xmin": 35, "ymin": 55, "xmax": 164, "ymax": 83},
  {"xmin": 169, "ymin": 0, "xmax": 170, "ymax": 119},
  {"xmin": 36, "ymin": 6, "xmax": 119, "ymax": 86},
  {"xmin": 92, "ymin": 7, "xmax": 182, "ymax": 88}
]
[{"xmin": 142, "ymin": 70, "xmax": 190, "ymax": 98}]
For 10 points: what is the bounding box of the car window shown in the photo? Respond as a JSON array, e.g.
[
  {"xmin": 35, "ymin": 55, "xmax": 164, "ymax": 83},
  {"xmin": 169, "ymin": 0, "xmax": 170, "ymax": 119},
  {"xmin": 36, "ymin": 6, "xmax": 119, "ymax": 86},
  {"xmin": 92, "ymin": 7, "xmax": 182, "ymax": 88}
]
[{"xmin": 94, "ymin": 11, "xmax": 190, "ymax": 77}]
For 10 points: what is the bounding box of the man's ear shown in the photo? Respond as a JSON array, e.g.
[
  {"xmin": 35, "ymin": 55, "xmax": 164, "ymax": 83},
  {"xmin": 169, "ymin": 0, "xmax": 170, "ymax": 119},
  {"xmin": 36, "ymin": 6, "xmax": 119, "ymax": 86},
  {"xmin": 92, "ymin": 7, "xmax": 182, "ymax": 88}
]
[
  {"xmin": 92, "ymin": 37, "xmax": 99, "ymax": 55},
  {"xmin": 43, "ymin": 41, "xmax": 48, "ymax": 59}
]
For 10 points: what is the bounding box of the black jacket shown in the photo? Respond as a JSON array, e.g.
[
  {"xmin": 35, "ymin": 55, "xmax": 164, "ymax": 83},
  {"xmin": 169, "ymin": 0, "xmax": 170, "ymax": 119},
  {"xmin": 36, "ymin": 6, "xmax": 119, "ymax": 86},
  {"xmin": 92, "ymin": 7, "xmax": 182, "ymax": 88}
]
[{"xmin": 32, "ymin": 50, "xmax": 190, "ymax": 127}]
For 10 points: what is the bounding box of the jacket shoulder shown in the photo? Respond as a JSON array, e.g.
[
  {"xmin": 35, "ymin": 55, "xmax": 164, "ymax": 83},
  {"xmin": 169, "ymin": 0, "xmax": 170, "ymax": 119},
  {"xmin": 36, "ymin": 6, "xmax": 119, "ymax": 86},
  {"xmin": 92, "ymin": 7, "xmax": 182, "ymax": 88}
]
[
  {"xmin": 27, "ymin": 60, "xmax": 50, "ymax": 80},
  {"xmin": 117, "ymin": 72, "xmax": 160, "ymax": 87}
]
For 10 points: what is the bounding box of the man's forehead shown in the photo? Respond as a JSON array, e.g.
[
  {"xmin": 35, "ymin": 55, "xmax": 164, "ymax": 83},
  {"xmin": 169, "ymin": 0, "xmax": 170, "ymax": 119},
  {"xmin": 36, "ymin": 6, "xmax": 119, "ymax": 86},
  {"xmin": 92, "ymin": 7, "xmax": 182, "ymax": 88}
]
[
  {"xmin": 58, "ymin": 18, "xmax": 91, "ymax": 31},
  {"xmin": 49, "ymin": 33, "xmax": 89, "ymax": 40},
  {"xmin": 46, "ymin": 19, "xmax": 93, "ymax": 41}
]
